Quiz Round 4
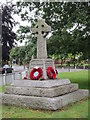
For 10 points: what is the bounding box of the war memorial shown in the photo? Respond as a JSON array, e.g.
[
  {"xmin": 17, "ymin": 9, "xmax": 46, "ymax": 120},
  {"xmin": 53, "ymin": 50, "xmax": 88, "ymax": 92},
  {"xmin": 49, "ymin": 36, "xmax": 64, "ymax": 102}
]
[{"xmin": 2, "ymin": 19, "xmax": 89, "ymax": 110}]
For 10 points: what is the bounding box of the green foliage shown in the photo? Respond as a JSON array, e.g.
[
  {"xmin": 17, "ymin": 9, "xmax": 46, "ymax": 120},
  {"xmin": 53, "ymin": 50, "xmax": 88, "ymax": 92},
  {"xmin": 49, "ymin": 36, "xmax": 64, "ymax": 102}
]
[
  {"xmin": 10, "ymin": 44, "xmax": 36, "ymax": 65},
  {"xmin": 14, "ymin": 2, "xmax": 89, "ymax": 65},
  {"xmin": 1, "ymin": 4, "xmax": 17, "ymax": 61},
  {"xmin": 43, "ymin": 2, "xmax": 89, "ymax": 60}
]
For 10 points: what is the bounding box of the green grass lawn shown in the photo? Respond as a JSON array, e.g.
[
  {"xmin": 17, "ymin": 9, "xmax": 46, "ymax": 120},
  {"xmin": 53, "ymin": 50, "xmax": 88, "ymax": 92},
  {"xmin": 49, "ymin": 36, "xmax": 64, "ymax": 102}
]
[
  {"xmin": 58, "ymin": 70, "xmax": 89, "ymax": 90},
  {"xmin": 1, "ymin": 70, "xmax": 89, "ymax": 119}
]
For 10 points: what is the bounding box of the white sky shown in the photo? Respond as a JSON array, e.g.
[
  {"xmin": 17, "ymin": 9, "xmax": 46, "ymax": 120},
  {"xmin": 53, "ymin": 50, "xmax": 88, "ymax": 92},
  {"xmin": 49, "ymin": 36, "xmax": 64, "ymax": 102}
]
[{"xmin": 13, "ymin": 16, "xmax": 31, "ymax": 46}]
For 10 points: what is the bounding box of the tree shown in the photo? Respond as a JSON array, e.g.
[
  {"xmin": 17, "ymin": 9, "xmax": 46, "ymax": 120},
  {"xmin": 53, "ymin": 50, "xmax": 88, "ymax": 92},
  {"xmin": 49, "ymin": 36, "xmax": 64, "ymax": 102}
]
[
  {"xmin": 10, "ymin": 44, "xmax": 36, "ymax": 65},
  {"xmin": 14, "ymin": 2, "xmax": 90, "ymax": 66},
  {"xmin": 1, "ymin": 4, "xmax": 16, "ymax": 62}
]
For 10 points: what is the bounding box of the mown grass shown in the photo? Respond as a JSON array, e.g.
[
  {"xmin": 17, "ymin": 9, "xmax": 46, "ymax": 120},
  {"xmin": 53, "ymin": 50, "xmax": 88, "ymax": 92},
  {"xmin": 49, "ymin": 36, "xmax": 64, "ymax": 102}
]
[
  {"xmin": 58, "ymin": 70, "xmax": 89, "ymax": 90},
  {"xmin": 1, "ymin": 70, "xmax": 89, "ymax": 119}
]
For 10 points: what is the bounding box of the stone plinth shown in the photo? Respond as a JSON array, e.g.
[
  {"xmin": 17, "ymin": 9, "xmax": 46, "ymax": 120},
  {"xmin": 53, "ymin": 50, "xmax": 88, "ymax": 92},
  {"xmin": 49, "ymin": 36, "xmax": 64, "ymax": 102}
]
[
  {"xmin": 2, "ymin": 79, "xmax": 89, "ymax": 110},
  {"xmin": 5, "ymin": 84, "xmax": 78, "ymax": 97},
  {"xmin": 2, "ymin": 89, "xmax": 89, "ymax": 110}
]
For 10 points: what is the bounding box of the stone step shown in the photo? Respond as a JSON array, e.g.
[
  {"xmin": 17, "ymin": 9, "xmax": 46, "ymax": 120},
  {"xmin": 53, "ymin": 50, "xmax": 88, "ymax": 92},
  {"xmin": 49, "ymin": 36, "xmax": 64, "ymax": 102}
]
[
  {"xmin": 2, "ymin": 89, "xmax": 89, "ymax": 110},
  {"xmin": 4, "ymin": 84, "xmax": 78, "ymax": 97},
  {"xmin": 11, "ymin": 79, "xmax": 71, "ymax": 88}
]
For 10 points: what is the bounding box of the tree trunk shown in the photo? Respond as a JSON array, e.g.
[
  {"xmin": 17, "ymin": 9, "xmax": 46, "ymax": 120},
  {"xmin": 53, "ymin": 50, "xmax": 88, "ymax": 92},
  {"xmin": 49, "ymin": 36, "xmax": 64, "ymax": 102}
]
[
  {"xmin": 61, "ymin": 57, "xmax": 63, "ymax": 68},
  {"xmin": 74, "ymin": 54, "xmax": 76, "ymax": 69}
]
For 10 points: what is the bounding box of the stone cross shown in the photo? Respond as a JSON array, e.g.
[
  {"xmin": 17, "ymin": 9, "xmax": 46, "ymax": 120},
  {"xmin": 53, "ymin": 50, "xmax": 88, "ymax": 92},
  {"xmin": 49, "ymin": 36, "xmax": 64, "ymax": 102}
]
[{"xmin": 32, "ymin": 19, "xmax": 51, "ymax": 59}]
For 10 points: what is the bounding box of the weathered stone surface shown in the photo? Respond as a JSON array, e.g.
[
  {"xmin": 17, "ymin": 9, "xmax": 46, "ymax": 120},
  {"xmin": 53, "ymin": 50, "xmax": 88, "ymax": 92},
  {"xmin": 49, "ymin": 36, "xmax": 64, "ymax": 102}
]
[
  {"xmin": 32, "ymin": 19, "xmax": 51, "ymax": 59},
  {"xmin": 5, "ymin": 84, "xmax": 78, "ymax": 97},
  {"xmin": 11, "ymin": 79, "xmax": 71, "ymax": 88},
  {"xmin": 30, "ymin": 59, "xmax": 54, "ymax": 69},
  {"xmin": 29, "ymin": 59, "xmax": 55, "ymax": 79},
  {"xmin": 55, "ymin": 89, "xmax": 89, "ymax": 110},
  {"xmin": 2, "ymin": 89, "xmax": 89, "ymax": 110}
]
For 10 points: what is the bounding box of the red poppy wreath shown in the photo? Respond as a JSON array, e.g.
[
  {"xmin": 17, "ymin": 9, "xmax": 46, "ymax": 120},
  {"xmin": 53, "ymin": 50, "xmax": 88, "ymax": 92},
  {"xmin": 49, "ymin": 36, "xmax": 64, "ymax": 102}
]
[
  {"xmin": 30, "ymin": 67, "xmax": 43, "ymax": 80},
  {"xmin": 47, "ymin": 66, "xmax": 56, "ymax": 79}
]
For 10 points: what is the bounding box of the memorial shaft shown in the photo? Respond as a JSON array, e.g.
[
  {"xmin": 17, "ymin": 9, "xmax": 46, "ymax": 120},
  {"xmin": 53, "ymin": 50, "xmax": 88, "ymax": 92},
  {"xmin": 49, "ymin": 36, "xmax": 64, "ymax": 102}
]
[
  {"xmin": 37, "ymin": 33, "xmax": 47, "ymax": 59},
  {"xmin": 32, "ymin": 19, "xmax": 51, "ymax": 59}
]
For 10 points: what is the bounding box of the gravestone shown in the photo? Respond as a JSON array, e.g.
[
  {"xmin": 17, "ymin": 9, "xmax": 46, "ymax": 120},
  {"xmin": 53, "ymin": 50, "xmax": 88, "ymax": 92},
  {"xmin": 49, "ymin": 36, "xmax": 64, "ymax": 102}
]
[
  {"xmin": 29, "ymin": 19, "xmax": 55, "ymax": 79},
  {"xmin": 2, "ymin": 19, "xmax": 89, "ymax": 110}
]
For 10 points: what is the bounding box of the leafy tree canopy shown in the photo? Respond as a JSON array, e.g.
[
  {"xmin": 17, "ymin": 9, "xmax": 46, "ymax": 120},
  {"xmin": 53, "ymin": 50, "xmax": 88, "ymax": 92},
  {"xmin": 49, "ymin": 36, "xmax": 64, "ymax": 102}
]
[
  {"xmin": 9, "ymin": 2, "xmax": 90, "ymax": 66},
  {"xmin": 1, "ymin": 3, "xmax": 17, "ymax": 61}
]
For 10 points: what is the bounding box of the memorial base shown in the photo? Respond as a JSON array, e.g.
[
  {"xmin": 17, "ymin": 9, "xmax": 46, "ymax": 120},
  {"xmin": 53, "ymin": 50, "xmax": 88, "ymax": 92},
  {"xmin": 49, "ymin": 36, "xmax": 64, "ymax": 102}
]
[
  {"xmin": 2, "ymin": 79, "xmax": 89, "ymax": 110},
  {"xmin": 29, "ymin": 59, "xmax": 55, "ymax": 79}
]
